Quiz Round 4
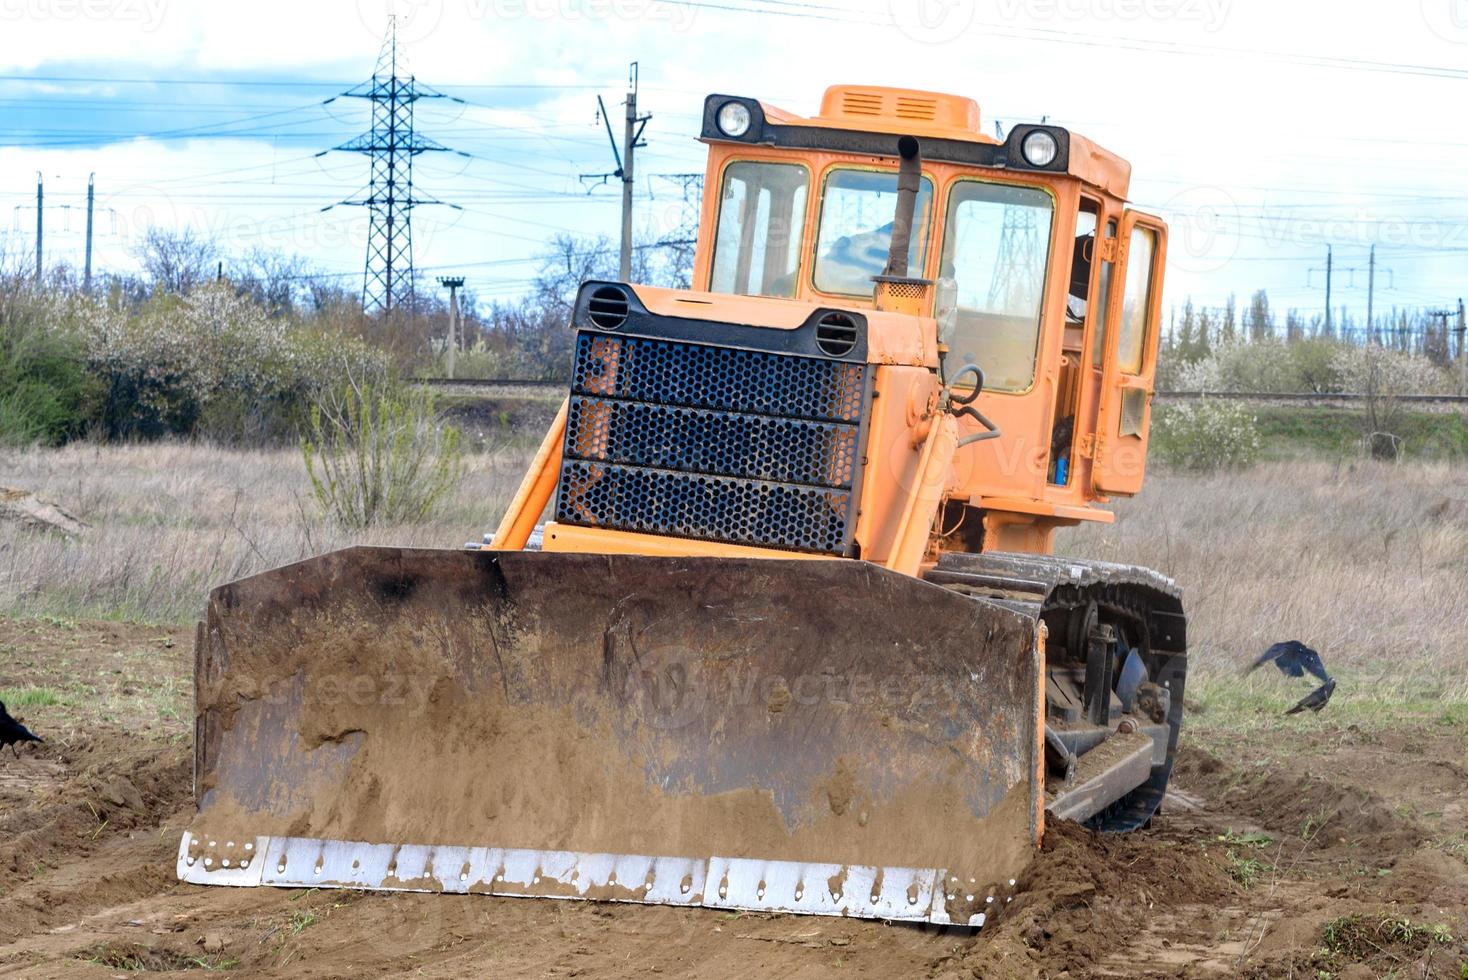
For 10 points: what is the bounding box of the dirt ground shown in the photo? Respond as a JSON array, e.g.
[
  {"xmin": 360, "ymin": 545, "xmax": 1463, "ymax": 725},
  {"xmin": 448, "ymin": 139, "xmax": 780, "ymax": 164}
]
[{"xmin": 2, "ymin": 619, "xmax": 1466, "ymax": 979}]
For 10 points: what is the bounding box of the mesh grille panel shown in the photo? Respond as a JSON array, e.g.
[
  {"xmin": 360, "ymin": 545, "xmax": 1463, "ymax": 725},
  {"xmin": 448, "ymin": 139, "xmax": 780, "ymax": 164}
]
[
  {"xmin": 566, "ymin": 396, "xmax": 858, "ymax": 489},
  {"xmin": 558, "ymin": 461, "xmax": 852, "ymax": 554},
  {"xmin": 571, "ymin": 333, "xmax": 865, "ymax": 423},
  {"xmin": 558, "ymin": 332, "xmax": 868, "ymax": 555}
]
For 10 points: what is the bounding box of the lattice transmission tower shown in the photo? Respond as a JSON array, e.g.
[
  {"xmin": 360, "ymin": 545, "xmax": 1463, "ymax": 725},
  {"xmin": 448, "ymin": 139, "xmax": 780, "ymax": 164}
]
[
  {"xmin": 988, "ymin": 205, "xmax": 1044, "ymax": 313},
  {"xmin": 987, "ymin": 120, "xmax": 1044, "ymax": 313},
  {"xmin": 323, "ymin": 18, "xmax": 461, "ymax": 313},
  {"xmin": 654, "ymin": 172, "xmax": 702, "ymax": 287}
]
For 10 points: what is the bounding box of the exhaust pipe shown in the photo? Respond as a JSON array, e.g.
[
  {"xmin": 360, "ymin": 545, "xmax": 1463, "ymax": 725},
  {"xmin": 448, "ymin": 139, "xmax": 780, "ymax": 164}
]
[{"xmin": 883, "ymin": 135, "xmax": 922, "ymax": 278}]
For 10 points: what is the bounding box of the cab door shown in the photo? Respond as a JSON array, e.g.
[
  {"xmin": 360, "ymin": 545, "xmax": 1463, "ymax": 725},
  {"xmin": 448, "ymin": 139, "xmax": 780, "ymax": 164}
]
[{"xmin": 1093, "ymin": 210, "xmax": 1167, "ymax": 495}]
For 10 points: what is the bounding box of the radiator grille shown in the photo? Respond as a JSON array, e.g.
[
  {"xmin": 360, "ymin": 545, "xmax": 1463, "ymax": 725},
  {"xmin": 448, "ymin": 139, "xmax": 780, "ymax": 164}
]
[{"xmin": 557, "ymin": 332, "xmax": 868, "ymax": 554}]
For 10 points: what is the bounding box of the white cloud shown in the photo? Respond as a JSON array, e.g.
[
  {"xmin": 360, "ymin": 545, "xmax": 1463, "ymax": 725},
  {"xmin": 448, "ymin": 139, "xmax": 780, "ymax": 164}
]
[{"xmin": 1, "ymin": 0, "xmax": 1464, "ymax": 312}]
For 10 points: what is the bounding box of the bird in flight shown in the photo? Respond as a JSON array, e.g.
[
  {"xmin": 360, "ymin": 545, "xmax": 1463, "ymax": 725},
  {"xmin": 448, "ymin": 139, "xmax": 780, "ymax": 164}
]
[
  {"xmin": 0, "ymin": 701, "xmax": 43, "ymax": 758},
  {"xmin": 1246, "ymin": 641, "xmax": 1336, "ymax": 715}
]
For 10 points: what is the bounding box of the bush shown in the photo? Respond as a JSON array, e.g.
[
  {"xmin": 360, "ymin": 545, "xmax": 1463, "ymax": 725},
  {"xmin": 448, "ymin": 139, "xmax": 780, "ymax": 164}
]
[
  {"xmin": 0, "ymin": 287, "xmax": 95, "ymax": 446},
  {"xmin": 301, "ymin": 375, "xmax": 464, "ymax": 528},
  {"xmin": 81, "ymin": 283, "xmax": 388, "ymax": 442},
  {"xmin": 1151, "ymin": 400, "xmax": 1262, "ymax": 471},
  {"xmin": 1167, "ymin": 338, "xmax": 1351, "ymax": 394}
]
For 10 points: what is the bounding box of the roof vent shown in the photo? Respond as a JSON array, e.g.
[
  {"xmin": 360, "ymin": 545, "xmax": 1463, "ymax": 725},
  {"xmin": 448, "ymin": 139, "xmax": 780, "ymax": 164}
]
[
  {"xmin": 818, "ymin": 86, "xmax": 982, "ymax": 135},
  {"xmin": 894, "ymin": 96, "xmax": 938, "ymax": 120},
  {"xmin": 841, "ymin": 91, "xmax": 884, "ymax": 116},
  {"xmin": 587, "ymin": 285, "xmax": 631, "ymax": 329},
  {"xmin": 814, "ymin": 311, "xmax": 859, "ymax": 357}
]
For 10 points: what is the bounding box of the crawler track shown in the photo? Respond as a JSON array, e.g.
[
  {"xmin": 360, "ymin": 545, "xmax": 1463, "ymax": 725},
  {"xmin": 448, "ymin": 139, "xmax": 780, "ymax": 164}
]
[{"xmin": 925, "ymin": 551, "xmax": 1188, "ymax": 831}]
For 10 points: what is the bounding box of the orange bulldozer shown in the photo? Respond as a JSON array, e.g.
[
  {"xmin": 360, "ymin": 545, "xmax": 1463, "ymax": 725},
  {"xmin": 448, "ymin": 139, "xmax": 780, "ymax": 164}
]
[{"xmin": 180, "ymin": 84, "xmax": 1185, "ymax": 928}]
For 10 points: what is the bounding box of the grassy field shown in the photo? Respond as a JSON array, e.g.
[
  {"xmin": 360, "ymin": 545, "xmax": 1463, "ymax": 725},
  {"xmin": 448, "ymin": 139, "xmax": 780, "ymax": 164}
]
[
  {"xmin": 1060, "ymin": 456, "xmax": 1468, "ymax": 730},
  {"xmin": 1252, "ymin": 406, "xmax": 1468, "ymax": 461},
  {"xmin": 4, "ymin": 441, "xmax": 1465, "ymax": 732},
  {"xmin": 0, "ymin": 442, "xmax": 532, "ymax": 624}
]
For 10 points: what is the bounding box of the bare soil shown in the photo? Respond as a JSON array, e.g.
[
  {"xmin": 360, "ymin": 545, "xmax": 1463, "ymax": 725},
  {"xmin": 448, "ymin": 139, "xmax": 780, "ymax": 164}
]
[{"xmin": 3, "ymin": 620, "xmax": 1466, "ymax": 979}]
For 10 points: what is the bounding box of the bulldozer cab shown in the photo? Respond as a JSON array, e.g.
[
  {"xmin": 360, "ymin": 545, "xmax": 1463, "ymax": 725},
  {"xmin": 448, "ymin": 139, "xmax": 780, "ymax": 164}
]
[{"xmin": 692, "ymin": 87, "xmax": 1170, "ymax": 545}]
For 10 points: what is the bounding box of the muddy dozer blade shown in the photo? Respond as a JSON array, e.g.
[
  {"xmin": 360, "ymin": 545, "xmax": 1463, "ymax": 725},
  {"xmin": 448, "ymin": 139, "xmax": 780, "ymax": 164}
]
[{"xmin": 180, "ymin": 548, "xmax": 1043, "ymax": 926}]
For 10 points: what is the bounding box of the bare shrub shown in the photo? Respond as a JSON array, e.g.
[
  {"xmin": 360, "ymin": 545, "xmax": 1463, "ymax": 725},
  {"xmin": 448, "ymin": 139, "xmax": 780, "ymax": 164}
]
[
  {"xmin": 132, "ymin": 227, "xmax": 219, "ymax": 294},
  {"xmin": 1332, "ymin": 345, "xmax": 1450, "ymax": 459},
  {"xmin": 301, "ymin": 375, "xmax": 464, "ymax": 528}
]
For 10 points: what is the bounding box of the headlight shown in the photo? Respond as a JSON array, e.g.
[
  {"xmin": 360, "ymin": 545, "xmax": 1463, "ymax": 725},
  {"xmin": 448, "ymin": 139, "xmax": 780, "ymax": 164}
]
[
  {"xmin": 716, "ymin": 101, "xmax": 752, "ymax": 138},
  {"xmin": 1021, "ymin": 129, "xmax": 1059, "ymax": 168}
]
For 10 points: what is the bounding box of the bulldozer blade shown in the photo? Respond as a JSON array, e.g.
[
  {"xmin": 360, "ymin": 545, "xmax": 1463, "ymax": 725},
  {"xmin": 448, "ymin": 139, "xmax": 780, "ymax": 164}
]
[{"xmin": 181, "ymin": 548, "xmax": 1044, "ymax": 926}]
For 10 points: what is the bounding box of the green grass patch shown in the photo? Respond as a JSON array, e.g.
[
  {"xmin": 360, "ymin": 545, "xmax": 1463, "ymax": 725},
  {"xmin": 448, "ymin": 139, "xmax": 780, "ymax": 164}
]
[
  {"xmin": 1217, "ymin": 829, "xmax": 1274, "ymax": 848},
  {"xmin": 1254, "ymin": 406, "xmax": 1468, "ymax": 461},
  {"xmin": 1225, "ymin": 852, "xmax": 1266, "ymax": 888},
  {"xmin": 1321, "ymin": 913, "xmax": 1454, "ymax": 959},
  {"xmin": 1185, "ymin": 671, "xmax": 1468, "ymax": 736},
  {"xmin": 1, "ymin": 687, "xmax": 68, "ymax": 708}
]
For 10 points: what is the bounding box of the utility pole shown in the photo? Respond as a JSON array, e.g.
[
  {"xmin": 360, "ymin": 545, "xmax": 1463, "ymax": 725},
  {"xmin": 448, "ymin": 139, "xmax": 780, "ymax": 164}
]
[
  {"xmin": 84, "ymin": 173, "xmax": 95, "ymax": 291},
  {"xmin": 1427, "ymin": 306, "xmax": 1454, "ymax": 365},
  {"xmin": 34, "ymin": 171, "xmax": 42, "ymax": 279},
  {"xmin": 1458, "ymin": 298, "xmax": 1466, "ymax": 392},
  {"xmin": 620, "ymin": 62, "xmax": 650, "ymax": 281},
  {"xmin": 581, "ymin": 66, "xmax": 649, "ymax": 278},
  {"xmin": 1324, "ymin": 245, "xmax": 1332, "ymax": 335},
  {"xmin": 438, "ymin": 276, "xmax": 464, "ymax": 379},
  {"xmin": 1308, "ymin": 245, "xmax": 1336, "ymax": 337},
  {"xmin": 1366, "ymin": 243, "xmax": 1376, "ymax": 344}
]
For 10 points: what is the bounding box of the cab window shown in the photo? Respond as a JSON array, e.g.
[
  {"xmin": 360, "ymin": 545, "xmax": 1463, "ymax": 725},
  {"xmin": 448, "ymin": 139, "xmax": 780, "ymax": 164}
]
[
  {"xmin": 1091, "ymin": 219, "xmax": 1117, "ymax": 368},
  {"xmin": 938, "ymin": 181, "xmax": 1055, "ymax": 392},
  {"xmin": 813, "ymin": 168, "xmax": 934, "ymax": 296},
  {"xmin": 709, "ymin": 161, "xmax": 809, "ymax": 298},
  {"xmin": 1117, "ymin": 226, "xmax": 1157, "ymax": 373}
]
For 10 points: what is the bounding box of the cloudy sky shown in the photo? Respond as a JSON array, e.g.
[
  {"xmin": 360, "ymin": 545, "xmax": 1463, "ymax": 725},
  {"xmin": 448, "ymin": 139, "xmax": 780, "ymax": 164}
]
[{"xmin": 2, "ymin": 0, "xmax": 1465, "ymax": 322}]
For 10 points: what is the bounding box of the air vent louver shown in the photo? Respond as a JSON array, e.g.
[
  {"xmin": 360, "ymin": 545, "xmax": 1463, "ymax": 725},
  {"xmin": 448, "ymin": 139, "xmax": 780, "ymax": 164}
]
[
  {"xmin": 587, "ymin": 285, "xmax": 631, "ymax": 329},
  {"xmin": 814, "ymin": 311, "xmax": 859, "ymax": 357}
]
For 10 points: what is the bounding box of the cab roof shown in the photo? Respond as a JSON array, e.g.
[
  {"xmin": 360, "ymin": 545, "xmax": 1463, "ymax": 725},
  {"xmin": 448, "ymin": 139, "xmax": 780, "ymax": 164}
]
[{"xmin": 702, "ymin": 84, "xmax": 1131, "ymax": 199}]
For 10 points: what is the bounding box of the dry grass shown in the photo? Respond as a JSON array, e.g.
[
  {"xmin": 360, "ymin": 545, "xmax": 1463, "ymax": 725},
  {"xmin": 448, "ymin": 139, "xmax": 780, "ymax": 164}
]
[
  {"xmin": 4, "ymin": 444, "xmax": 1464, "ymax": 717},
  {"xmin": 0, "ymin": 441, "xmax": 532, "ymax": 623},
  {"xmin": 1060, "ymin": 458, "xmax": 1468, "ymax": 721}
]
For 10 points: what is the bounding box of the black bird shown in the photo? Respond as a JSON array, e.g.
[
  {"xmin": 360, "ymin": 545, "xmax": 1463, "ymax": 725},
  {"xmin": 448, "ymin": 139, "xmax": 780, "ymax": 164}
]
[
  {"xmin": 0, "ymin": 700, "xmax": 43, "ymax": 758},
  {"xmin": 1286, "ymin": 678, "xmax": 1336, "ymax": 715},
  {"xmin": 1246, "ymin": 641, "xmax": 1336, "ymax": 716}
]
